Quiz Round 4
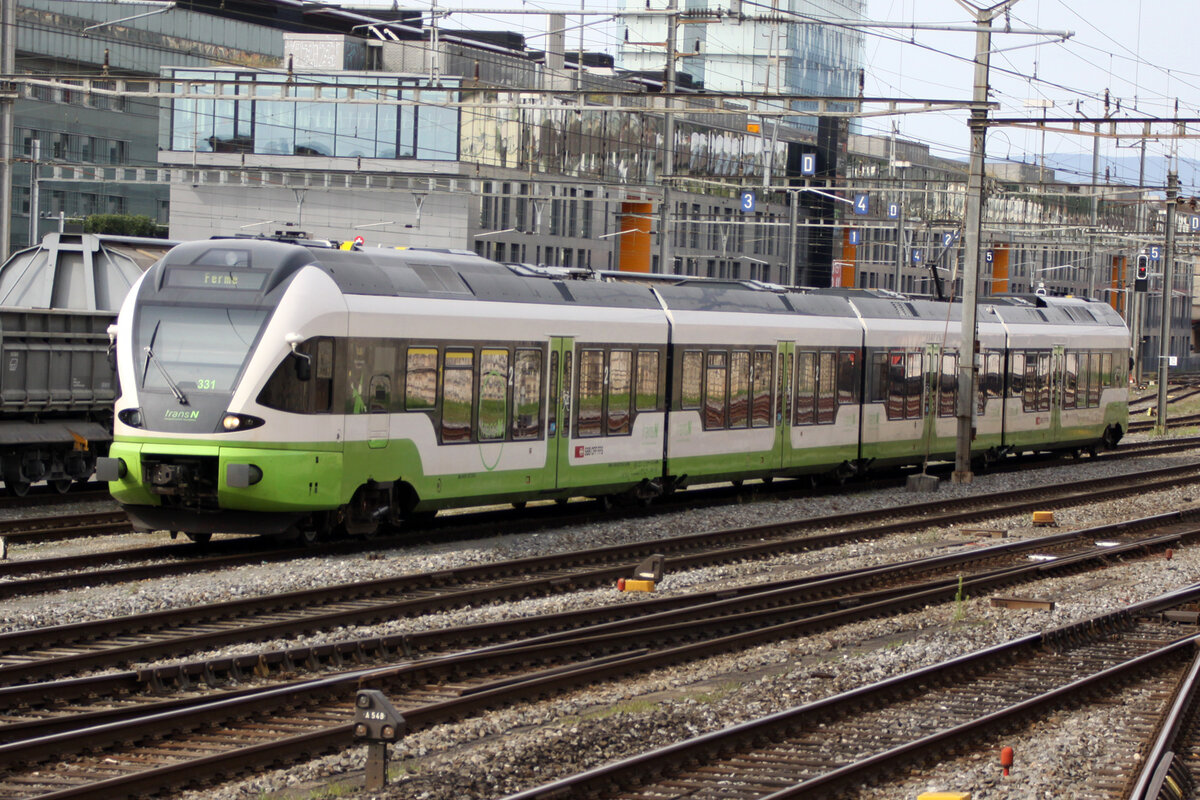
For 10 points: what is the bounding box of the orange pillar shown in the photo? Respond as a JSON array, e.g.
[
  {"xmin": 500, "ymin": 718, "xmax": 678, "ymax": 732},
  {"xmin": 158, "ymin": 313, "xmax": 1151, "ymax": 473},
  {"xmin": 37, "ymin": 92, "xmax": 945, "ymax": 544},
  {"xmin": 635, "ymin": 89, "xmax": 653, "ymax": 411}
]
[
  {"xmin": 1110, "ymin": 255, "xmax": 1126, "ymax": 314},
  {"xmin": 838, "ymin": 229, "xmax": 857, "ymax": 288},
  {"xmin": 991, "ymin": 244, "xmax": 1010, "ymax": 294},
  {"xmin": 617, "ymin": 202, "xmax": 653, "ymax": 273}
]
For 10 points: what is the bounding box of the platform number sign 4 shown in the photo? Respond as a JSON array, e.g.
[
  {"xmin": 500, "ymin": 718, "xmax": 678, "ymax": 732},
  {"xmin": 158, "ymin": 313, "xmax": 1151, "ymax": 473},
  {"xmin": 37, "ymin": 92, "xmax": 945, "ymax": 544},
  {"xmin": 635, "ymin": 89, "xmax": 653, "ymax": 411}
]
[
  {"xmin": 1149, "ymin": 245, "xmax": 1162, "ymax": 262},
  {"xmin": 942, "ymin": 232, "xmax": 954, "ymax": 248},
  {"xmin": 740, "ymin": 190, "xmax": 756, "ymax": 213},
  {"xmin": 853, "ymin": 194, "xmax": 869, "ymax": 216}
]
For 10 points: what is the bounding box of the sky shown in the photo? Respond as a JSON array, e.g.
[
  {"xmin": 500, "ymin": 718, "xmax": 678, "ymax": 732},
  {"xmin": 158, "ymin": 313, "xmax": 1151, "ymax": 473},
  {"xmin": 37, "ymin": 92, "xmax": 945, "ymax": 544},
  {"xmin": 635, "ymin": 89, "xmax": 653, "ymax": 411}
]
[{"xmin": 354, "ymin": 0, "xmax": 1199, "ymax": 190}]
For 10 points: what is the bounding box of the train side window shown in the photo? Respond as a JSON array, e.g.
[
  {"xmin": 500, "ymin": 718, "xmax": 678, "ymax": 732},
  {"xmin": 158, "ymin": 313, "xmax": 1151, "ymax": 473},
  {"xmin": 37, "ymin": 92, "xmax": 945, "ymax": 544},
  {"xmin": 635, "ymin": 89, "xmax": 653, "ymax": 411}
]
[
  {"xmin": 1023, "ymin": 352, "xmax": 1037, "ymax": 412},
  {"xmin": 836, "ymin": 350, "xmax": 857, "ymax": 405},
  {"xmin": 886, "ymin": 351, "xmax": 905, "ymax": 421},
  {"xmin": 441, "ymin": 350, "xmax": 474, "ymax": 443},
  {"xmin": 1037, "ymin": 352, "xmax": 1051, "ymax": 412},
  {"xmin": 405, "ymin": 347, "xmax": 438, "ymax": 411},
  {"xmin": 729, "ymin": 351, "xmax": 750, "ymax": 429},
  {"xmin": 867, "ymin": 351, "xmax": 888, "ymax": 403},
  {"xmin": 1063, "ymin": 352, "xmax": 1077, "ymax": 409},
  {"xmin": 1076, "ymin": 352, "xmax": 1090, "ymax": 409},
  {"xmin": 635, "ymin": 350, "xmax": 659, "ymax": 412},
  {"xmin": 608, "ymin": 349, "xmax": 632, "ymax": 436},
  {"xmin": 478, "ymin": 349, "xmax": 509, "ymax": 442},
  {"xmin": 681, "ymin": 350, "xmax": 703, "ymax": 410},
  {"xmin": 938, "ymin": 353, "xmax": 957, "ymax": 417},
  {"xmin": 794, "ymin": 351, "xmax": 816, "ymax": 425},
  {"xmin": 561, "ymin": 350, "xmax": 572, "ymax": 438},
  {"xmin": 905, "ymin": 351, "xmax": 923, "ymax": 419},
  {"xmin": 577, "ymin": 349, "xmax": 604, "ymax": 438},
  {"xmin": 1101, "ymin": 352, "xmax": 1113, "ymax": 393},
  {"xmin": 985, "ymin": 351, "xmax": 1002, "ymax": 398},
  {"xmin": 1089, "ymin": 352, "xmax": 1102, "ymax": 406},
  {"xmin": 775, "ymin": 351, "xmax": 787, "ymax": 425},
  {"xmin": 705, "ymin": 351, "xmax": 728, "ymax": 430},
  {"xmin": 513, "ymin": 348, "xmax": 542, "ymax": 440},
  {"xmin": 256, "ymin": 337, "xmax": 334, "ymax": 415},
  {"xmin": 547, "ymin": 351, "xmax": 559, "ymax": 438},
  {"xmin": 818, "ymin": 351, "xmax": 836, "ymax": 423},
  {"xmin": 1009, "ymin": 352, "xmax": 1024, "ymax": 398},
  {"xmin": 752, "ymin": 351, "xmax": 772, "ymax": 427}
]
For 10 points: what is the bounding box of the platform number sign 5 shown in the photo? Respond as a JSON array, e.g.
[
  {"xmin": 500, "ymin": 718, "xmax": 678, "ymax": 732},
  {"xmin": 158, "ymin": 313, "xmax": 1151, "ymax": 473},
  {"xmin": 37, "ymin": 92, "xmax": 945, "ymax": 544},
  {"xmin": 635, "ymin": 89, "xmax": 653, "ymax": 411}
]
[
  {"xmin": 1149, "ymin": 245, "xmax": 1162, "ymax": 262},
  {"xmin": 853, "ymin": 194, "xmax": 869, "ymax": 215},
  {"xmin": 985, "ymin": 250, "xmax": 994, "ymax": 264},
  {"xmin": 740, "ymin": 190, "xmax": 756, "ymax": 213}
]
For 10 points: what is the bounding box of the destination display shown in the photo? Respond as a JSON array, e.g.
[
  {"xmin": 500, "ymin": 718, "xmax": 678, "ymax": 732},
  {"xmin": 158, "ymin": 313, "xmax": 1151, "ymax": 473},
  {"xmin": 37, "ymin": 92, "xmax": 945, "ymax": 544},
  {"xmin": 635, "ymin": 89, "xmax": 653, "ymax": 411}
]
[{"xmin": 166, "ymin": 268, "xmax": 267, "ymax": 291}]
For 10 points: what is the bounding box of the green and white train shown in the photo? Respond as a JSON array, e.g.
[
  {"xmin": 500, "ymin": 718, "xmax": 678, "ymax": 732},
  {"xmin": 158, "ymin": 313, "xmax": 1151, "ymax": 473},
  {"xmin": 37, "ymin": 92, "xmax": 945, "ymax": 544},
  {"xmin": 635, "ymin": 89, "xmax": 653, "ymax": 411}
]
[{"xmin": 99, "ymin": 236, "xmax": 1130, "ymax": 541}]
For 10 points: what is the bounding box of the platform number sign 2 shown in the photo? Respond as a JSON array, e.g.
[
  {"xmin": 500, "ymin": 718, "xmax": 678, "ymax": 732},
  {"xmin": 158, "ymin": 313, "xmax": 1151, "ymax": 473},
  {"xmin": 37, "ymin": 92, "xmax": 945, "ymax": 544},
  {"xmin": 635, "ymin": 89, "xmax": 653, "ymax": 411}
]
[
  {"xmin": 740, "ymin": 190, "xmax": 756, "ymax": 213},
  {"xmin": 853, "ymin": 194, "xmax": 869, "ymax": 216}
]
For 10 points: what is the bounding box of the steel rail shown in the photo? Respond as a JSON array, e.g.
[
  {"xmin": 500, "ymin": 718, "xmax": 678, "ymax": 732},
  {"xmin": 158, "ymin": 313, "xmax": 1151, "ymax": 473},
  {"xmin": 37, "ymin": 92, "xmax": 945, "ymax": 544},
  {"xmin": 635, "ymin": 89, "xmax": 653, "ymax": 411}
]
[
  {"xmin": 2, "ymin": 463, "xmax": 1199, "ymax": 688},
  {"xmin": 0, "ymin": 518, "xmax": 1197, "ymax": 798}
]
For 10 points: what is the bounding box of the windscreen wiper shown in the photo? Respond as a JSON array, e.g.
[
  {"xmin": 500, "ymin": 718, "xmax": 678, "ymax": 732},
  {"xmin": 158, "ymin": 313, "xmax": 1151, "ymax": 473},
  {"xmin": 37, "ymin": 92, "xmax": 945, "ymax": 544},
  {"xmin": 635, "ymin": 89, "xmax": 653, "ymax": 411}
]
[{"xmin": 143, "ymin": 346, "xmax": 189, "ymax": 405}]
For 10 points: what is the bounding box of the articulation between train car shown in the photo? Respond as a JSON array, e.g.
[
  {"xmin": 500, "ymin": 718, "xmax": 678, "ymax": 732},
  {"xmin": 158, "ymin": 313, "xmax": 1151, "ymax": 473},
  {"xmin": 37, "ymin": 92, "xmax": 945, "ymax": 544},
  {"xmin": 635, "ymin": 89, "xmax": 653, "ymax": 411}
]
[{"xmin": 98, "ymin": 237, "xmax": 1129, "ymax": 541}]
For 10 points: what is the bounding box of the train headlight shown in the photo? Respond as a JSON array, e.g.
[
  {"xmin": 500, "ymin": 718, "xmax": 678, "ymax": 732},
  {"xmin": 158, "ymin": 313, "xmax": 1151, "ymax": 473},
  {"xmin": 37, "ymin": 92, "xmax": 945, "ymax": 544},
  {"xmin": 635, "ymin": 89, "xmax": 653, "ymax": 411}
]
[
  {"xmin": 220, "ymin": 413, "xmax": 264, "ymax": 432},
  {"xmin": 117, "ymin": 408, "xmax": 143, "ymax": 428}
]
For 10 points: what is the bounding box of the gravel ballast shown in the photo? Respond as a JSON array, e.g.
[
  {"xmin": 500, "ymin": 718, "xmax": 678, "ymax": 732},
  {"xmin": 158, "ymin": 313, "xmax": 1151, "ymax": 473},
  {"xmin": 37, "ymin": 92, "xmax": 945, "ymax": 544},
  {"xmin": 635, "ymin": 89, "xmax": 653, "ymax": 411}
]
[{"xmin": 5, "ymin": 441, "xmax": 1200, "ymax": 800}]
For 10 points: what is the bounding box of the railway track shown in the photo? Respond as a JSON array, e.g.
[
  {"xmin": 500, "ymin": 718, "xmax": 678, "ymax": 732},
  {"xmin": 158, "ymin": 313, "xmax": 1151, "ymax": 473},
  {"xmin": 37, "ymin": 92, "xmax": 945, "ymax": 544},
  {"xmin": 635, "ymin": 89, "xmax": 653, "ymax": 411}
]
[
  {"xmin": 503, "ymin": 587, "xmax": 1200, "ymax": 800},
  {"xmin": 2, "ymin": 433, "xmax": 1195, "ymax": 590},
  {"xmin": 2, "ymin": 458, "xmax": 1200, "ymax": 687},
  {"xmin": 0, "ymin": 512, "xmax": 1196, "ymax": 799}
]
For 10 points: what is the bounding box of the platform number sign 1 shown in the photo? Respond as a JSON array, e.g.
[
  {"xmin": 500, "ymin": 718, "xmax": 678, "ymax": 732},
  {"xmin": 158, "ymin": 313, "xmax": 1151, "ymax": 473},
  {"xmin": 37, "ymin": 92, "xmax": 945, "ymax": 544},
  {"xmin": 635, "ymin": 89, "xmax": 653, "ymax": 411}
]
[
  {"xmin": 740, "ymin": 190, "xmax": 756, "ymax": 213},
  {"xmin": 853, "ymin": 194, "xmax": 869, "ymax": 216},
  {"xmin": 801, "ymin": 153, "xmax": 817, "ymax": 176},
  {"xmin": 848, "ymin": 229, "xmax": 860, "ymax": 246},
  {"xmin": 1149, "ymin": 245, "xmax": 1162, "ymax": 262}
]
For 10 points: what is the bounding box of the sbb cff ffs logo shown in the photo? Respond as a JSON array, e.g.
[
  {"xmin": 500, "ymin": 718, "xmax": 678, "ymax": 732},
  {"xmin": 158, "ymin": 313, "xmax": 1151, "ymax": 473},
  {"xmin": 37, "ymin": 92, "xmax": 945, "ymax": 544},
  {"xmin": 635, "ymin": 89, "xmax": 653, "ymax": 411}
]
[{"xmin": 1135, "ymin": 254, "xmax": 1149, "ymax": 292}]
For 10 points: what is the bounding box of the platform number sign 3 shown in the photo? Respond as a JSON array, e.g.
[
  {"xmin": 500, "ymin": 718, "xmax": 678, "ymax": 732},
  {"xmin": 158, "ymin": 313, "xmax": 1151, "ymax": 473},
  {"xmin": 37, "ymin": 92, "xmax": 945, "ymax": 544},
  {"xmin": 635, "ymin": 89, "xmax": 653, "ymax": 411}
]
[
  {"xmin": 853, "ymin": 194, "xmax": 869, "ymax": 215},
  {"xmin": 740, "ymin": 190, "xmax": 756, "ymax": 213}
]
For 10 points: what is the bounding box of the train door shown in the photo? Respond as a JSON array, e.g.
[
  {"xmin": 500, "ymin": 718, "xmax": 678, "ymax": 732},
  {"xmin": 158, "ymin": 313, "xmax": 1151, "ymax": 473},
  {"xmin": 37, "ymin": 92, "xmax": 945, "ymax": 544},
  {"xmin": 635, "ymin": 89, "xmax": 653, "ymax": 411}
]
[
  {"xmin": 366, "ymin": 346, "xmax": 394, "ymax": 449},
  {"xmin": 774, "ymin": 341, "xmax": 793, "ymax": 469},
  {"xmin": 548, "ymin": 336, "xmax": 574, "ymax": 487}
]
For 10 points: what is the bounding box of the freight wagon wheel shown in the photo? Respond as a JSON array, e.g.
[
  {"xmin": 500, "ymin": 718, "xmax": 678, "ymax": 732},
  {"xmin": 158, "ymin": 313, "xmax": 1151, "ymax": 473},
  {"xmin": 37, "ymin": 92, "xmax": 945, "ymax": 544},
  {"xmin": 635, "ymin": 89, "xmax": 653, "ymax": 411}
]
[
  {"xmin": 4, "ymin": 480, "xmax": 29, "ymax": 497},
  {"xmin": 51, "ymin": 479, "xmax": 72, "ymax": 495}
]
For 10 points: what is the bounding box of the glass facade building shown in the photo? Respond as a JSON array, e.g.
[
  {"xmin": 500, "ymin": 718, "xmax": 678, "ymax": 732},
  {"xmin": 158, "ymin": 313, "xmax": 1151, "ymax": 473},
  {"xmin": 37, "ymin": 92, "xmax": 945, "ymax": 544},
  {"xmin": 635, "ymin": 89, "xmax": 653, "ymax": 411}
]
[
  {"xmin": 619, "ymin": 0, "xmax": 866, "ymax": 125},
  {"xmin": 169, "ymin": 70, "xmax": 460, "ymax": 161}
]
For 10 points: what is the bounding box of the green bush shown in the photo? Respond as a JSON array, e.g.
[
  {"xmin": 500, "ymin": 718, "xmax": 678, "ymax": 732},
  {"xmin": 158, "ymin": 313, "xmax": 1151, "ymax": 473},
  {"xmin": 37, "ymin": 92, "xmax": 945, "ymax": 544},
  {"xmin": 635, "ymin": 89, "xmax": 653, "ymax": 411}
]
[{"xmin": 83, "ymin": 214, "xmax": 168, "ymax": 238}]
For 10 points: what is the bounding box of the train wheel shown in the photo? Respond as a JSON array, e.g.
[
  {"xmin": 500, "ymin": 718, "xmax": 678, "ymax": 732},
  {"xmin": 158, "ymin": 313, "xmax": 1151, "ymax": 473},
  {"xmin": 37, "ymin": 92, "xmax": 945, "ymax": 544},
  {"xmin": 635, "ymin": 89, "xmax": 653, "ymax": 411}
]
[
  {"xmin": 5, "ymin": 480, "xmax": 29, "ymax": 497},
  {"xmin": 185, "ymin": 533, "xmax": 212, "ymax": 545},
  {"xmin": 51, "ymin": 479, "xmax": 72, "ymax": 495}
]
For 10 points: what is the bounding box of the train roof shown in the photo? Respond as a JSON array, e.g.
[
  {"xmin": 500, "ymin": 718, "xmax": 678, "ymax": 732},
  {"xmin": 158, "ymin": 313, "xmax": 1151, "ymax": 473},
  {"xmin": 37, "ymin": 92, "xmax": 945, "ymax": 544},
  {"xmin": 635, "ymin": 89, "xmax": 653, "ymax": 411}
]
[{"xmin": 155, "ymin": 239, "xmax": 1127, "ymax": 327}]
